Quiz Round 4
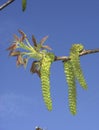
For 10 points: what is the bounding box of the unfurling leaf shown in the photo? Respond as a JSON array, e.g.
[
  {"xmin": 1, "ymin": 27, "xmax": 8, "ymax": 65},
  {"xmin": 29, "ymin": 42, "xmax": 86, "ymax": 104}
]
[
  {"xmin": 30, "ymin": 61, "xmax": 41, "ymax": 77},
  {"xmin": 32, "ymin": 35, "xmax": 37, "ymax": 47},
  {"xmin": 40, "ymin": 35, "xmax": 48, "ymax": 45},
  {"xmin": 41, "ymin": 45, "xmax": 52, "ymax": 50},
  {"xmin": 23, "ymin": 58, "xmax": 28, "ymax": 68},
  {"xmin": 7, "ymin": 43, "xmax": 17, "ymax": 51},
  {"xmin": 9, "ymin": 51, "xmax": 21, "ymax": 56},
  {"xmin": 16, "ymin": 54, "xmax": 24, "ymax": 66},
  {"xmin": 18, "ymin": 29, "xmax": 27, "ymax": 41}
]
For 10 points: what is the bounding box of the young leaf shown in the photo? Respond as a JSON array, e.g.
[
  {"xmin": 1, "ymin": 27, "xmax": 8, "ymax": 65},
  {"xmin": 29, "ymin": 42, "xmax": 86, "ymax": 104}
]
[
  {"xmin": 40, "ymin": 36, "xmax": 48, "ymax": 45},
  {"xmin": 22, "ymin": 0, "xmax": 27, "ymax": 11},
  {"xmin": 32, "ymin": 35, "xmax": 37, "ymax": 47},
  {"xmin": 30, "ymin": 61, "xmax": 41, "ymax": 77}
]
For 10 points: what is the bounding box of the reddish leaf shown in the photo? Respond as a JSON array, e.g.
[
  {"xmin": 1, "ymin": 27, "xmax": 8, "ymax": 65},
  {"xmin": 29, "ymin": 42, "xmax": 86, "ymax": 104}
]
[
  {"xmin": 30, "ymin": 61, "xmax": 41, "ymax": 77},
  {"xmin": 18, "ymin": 29, "xmax": 27, "ymax": 41},
  {"xmin": 40, "ymin": 35, "xmax": 48, "ymax": 45},
  {"xmin": 16, "ymin": 55, "xmax": 24, "ymax": 66},
  {"xmin": 41, "ymin": 45, "xmax": 52, "ymax": 50},
  {"xmin": 23, "ymin": 58, "xmax": 28, "ymax": 68},
  {"xmin": 14, "ymin": 34, "xmax": 20, "ymax": 42},
  {"xmin": 7, "ymin": 43, "xmax": 17, "ymax": 51},
  {"xmin": 9, "ymin": 51, "xmax": 21, "ymax": 56},
  {"xmin": 32, "ymin": 35, "xmax": 37, "ymax": 47}
]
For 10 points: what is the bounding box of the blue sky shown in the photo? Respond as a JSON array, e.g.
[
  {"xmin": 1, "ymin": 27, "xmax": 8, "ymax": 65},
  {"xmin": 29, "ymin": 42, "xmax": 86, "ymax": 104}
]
[{"xmin": 0, "ymin": 0, "xmax": 99, "ymax": 130}]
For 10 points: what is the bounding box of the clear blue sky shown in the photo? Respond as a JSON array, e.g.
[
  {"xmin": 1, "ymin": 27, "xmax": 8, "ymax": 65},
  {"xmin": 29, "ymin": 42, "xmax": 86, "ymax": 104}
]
[{"xmin": 0, "ymin": 0, "xmax": 99, "ymax": 130}]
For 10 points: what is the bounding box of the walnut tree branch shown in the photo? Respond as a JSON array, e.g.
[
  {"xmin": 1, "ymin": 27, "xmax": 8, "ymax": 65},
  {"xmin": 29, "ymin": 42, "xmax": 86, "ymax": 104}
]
[
  {"xmin": 54, "ymin": 48, "xmax": 99, "ymax": 62},
  {"xmin": 0, "ymin": 0, "xmax": 15, "ymax": 10}
]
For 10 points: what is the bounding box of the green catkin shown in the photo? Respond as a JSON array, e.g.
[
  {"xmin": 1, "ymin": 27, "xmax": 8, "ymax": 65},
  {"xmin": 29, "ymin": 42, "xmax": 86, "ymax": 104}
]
[
  {"xmin": 70, "ymin": 44, "xmax": 87, "ymax": 89},
  {"xmin": 40, "ymin": 53, "xmax": 55, "ymax": 111},
  {"xmin": 64, "ymin": 61, "xmax": 76, "ymax": 115}
]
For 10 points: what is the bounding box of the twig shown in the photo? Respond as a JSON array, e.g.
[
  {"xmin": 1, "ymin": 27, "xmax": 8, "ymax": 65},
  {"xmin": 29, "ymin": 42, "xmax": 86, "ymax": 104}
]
[
  {"xmin": 35, "ymin": 127, "xmax": 43, "ymax": 130},
  {"xmin": 54, "ymin": 48, "xmax": 99, "ymax": 62},
  {"xmin": 0, "ymin": 0, "xmax": 15, "ymax": 10}
]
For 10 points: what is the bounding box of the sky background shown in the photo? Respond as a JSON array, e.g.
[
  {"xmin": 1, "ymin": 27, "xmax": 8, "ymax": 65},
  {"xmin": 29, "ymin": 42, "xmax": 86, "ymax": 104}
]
[{"xmin": 0, "ymin": 0, "xmax": 99, "ymax": 130}]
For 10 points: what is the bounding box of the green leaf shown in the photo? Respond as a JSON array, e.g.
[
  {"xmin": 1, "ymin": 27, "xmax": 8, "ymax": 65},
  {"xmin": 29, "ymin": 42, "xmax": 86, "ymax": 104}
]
[{"xmin": 22, "ymin": 0, "xmax": 27, "ymax": 11}]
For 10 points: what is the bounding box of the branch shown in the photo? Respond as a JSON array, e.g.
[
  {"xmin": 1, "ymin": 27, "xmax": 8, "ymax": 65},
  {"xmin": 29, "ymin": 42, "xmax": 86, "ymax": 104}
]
[
  {"xmin": 54, "ymin": 48, "xmax": 99, "ymax": 62},
  {"xmin": 35, "ymin": 127, "xmax": 43, "ymax": 130},
  {"xmin": 0, "ymin": 0, "xmax": 15, "ymax": 10},
  {"xmin": 7, "ymin": 31, "xmax": 99, "ymax": 64}
]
